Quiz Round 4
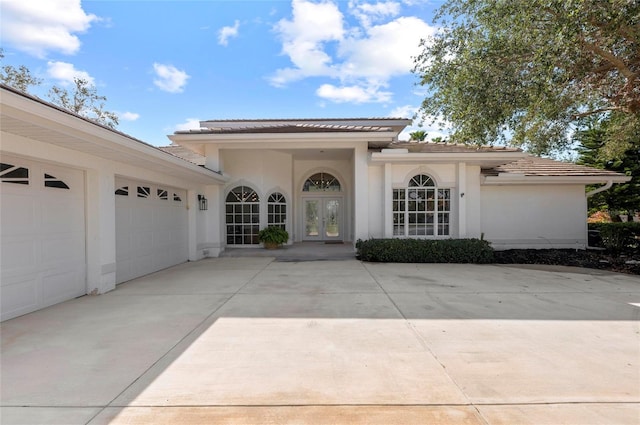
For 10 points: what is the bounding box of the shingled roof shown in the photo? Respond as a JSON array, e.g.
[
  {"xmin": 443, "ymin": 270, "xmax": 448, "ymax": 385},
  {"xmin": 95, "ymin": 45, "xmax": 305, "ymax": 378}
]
[
  {"xmin": 159, "ymin": 145, "xmax": 206, "ymax": 166},
  {"xmin": 482, "ymin": 156, "xmax": 626, "ymax": 177},
  {"xmin": 384, "ymin": 141, "xmax": 522, "ymax": 153}
]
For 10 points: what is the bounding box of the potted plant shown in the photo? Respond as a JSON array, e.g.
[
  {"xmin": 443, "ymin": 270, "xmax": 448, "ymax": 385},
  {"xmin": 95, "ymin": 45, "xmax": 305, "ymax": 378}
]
[{"xmin": 258, "ymin": 226, "xmax": 289, "ymax": 249}]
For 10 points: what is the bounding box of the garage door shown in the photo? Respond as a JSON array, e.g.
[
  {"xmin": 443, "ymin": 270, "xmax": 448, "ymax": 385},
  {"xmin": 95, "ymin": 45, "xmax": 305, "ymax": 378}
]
[
  {"xmin": 115, "ymin": 178, "xmax": 188, "ymax": 284},
  {"xmin": 1, "ymin": 156, "xmax": 86, "ymax": 321}
]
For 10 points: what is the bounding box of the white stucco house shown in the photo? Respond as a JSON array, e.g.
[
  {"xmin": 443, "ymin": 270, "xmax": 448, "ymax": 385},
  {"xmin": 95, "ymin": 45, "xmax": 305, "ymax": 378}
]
[{"xmin": 0, "ymin": 84, "xmax": 630, "ymax": 320}]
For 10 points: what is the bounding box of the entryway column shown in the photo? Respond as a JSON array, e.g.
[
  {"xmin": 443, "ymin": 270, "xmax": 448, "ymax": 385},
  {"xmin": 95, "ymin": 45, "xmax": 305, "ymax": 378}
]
[
  {"xmin": 353, "ymin": 144, "xmax": 369, "ymax": 242},
  {"xmin": 205, "ymin": 184, "xmax": 223, "ymax": 256},
  {"xmin": 85, "ymin": 168, "xmax": 116, "ymax": 294}
]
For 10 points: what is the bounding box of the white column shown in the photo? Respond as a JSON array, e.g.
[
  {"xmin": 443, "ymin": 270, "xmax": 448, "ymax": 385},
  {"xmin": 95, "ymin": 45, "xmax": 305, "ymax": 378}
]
[
  {"xmin": 85, "ymin": 168, "xmax": 116, "ymax": 294},
  {"xmin": 206, "ymin": 185, "xmax": 223, "ymax": 256},
  {"xmin": 383, "ymin": 162, "xmax": 393, "ymax": 238},
  {"xmin": 457, "ymin": 162, "xmax": 467, "ymax": 238},
  {"xmin": 353, "ymin": 144, "xmax": 369, "ymax": 242},
  {"xmin": 187, "ymin": 189, "xmax": 199, "ymax": 261},
  {"xmin": 203, "ymin": 145, "xmax": 224, "ymax": 256}
]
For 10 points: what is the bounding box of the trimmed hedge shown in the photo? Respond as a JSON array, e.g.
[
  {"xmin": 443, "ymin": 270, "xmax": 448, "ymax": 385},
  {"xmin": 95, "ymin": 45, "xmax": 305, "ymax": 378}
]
[
  {"xmin": 588, "ymin": 222, "xmax": 640, "ymax": 252},
  {"xmin": 356, "ymin": 238, "xmax": 494, "ymax": 263}
]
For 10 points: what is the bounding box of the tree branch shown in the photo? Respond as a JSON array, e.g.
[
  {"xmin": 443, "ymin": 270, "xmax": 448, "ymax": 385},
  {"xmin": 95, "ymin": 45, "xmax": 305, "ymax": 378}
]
[
  {"xmin": 572, "ymin": 106, "xmax": 624, "ymax": 119},
  {"xmin": 581, "ymin": 38, "xmax": 637, "ymax": 80}
]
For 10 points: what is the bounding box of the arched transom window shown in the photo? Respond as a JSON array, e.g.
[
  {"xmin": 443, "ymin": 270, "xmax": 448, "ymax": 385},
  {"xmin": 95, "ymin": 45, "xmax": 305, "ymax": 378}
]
[
  {"xmin": 393, "ymin": 174, "xmax": 451, "ymax": 237},
  {"xmin": 302, "ymin": 172, "xmax": 341, "ymax": 192},
  {"xmin": 226, "ymin": 186, "xmax": 260, "ymax": 245},
  {"xmin": 267, "ymin": 192, "xmax": 287, "ymax": 230}
]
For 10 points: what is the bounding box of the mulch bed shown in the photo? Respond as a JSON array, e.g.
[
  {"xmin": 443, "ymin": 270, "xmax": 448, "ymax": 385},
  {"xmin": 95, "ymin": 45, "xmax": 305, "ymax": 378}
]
[{"xmin": 494, "ymin": 249, "xmax": 640, "ymax": 275}]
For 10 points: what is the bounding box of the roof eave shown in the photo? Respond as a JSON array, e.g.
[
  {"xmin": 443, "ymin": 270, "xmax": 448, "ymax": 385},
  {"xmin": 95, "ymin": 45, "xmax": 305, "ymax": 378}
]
[
  {"xmin": 169, "ymin": 131, "xmax": 399, "ymax": 156},
  {"xmin": 369, "ymin": 151, "xmax": 527, "ymax": 167},
  {"xmin": 0, "ymin": 86, "xmax": 227, "ymax": 185},
  {"xmin": 482, "ymin": 175, "xmax": 631, "ymax": 185}
]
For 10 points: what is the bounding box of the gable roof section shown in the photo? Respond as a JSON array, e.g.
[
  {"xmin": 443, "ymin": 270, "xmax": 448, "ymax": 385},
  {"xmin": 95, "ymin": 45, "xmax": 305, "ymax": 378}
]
[
  {"xmin": 0, "ymin": 84, "xmax": 226, "ymax": 184},
  {"xmin": 482, "ymin": 156, "xmax": 630, "ymax": 184}
]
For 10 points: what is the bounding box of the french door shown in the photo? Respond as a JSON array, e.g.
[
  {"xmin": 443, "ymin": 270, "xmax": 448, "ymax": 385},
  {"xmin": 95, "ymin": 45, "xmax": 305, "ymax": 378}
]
[{"xmin": 303, "ymin": 197, "xmax": 342, "ymax": 241}]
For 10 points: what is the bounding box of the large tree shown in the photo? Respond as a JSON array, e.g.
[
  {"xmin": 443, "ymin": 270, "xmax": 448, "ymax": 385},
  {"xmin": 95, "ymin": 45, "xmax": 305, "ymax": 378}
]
[
  {"xmin": 413, "ymin": 0, "xmax": 640, "ymax": 158},
  {"xmin": 48, "ymin": 78, "xmax": 119, "ymax": 129},
  {"xmin": 1, "ymin": 52, "xmax": 119, "ymax": 129},
  {"xmin": 0, "ymin": 49, "xmax": 41, "ymax": 92},
  {"xmin": 575, "ymin": 114, "xmax": 640, "ymax": 213}
]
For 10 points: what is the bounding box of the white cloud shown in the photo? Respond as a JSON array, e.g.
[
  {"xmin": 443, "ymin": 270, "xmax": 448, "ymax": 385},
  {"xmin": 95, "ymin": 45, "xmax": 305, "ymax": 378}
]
[
  {"xmin": 270, "ymin": 0, "xmax": 345, "ymax": 86},
  {"xmin": 271, "ymin": 0, "xmax": 436, "ymax": 104},
  {"xmin": 0, "ymin": 0, "xmax": 98, "ymax": 58},
  {"xmin": 119, "ymin": 112, "xmax": 140, "ymax": 121},
  {"xmin": 349, "ymin": 0, "xmax": 401, "ymax": 27},
  {"xmin": 174, "ymin": 118, "xmax": 202, "ymax": 131},
  {"xmin": 389, "ymin": 104, "xmax": 419, "ymax": 119},
  {"xmin": 152, "ymin": 63, "xmax": 190, "ymax": 93},
  {"xmin": 46, "ymin": 61, "xmax": 94, "ymax": 85},
  {"xmin": 317, "ymin": 83, "xmax": 391, "ymax": 103},
  {"xmin": 218, "ymin": 20, "xmax": 240, "ymax": 46},
  {"xmin": 338, "ymin": 16, "xmax": 435, "ymax": 80}
]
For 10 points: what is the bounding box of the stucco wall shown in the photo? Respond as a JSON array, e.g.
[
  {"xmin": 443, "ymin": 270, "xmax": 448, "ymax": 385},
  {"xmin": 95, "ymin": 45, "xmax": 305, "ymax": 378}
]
[
  {"xmin": 367, "ymin": 164, "xmax": 384, "ymax": 239},
  {"xmin": 464, "ymin": 165, "xmax": 482, "ymax": 238},
  {"xmin": 220, "ymin": 149, "xmax": 294, "ymax": 242},
  {"xmin": 222, "ymin": 149, "xmax": 293, "ymax": 200},
  {"xmin": 391, "ymin": 164, "xmax": 457, "ymax": 187},
  {"xmin": 480, "ymin": 184, "xmax": 587, "ymax": 249}
]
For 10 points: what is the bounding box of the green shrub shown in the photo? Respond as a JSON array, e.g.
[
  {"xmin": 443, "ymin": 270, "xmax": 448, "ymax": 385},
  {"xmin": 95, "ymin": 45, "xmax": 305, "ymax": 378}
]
[
  {"xmin": 356, "ymin": 238, "xmax": 494, "ymax": 263},
  {"xmin": 588, "ymin": 222, "xmax": 640, "ymax": 252},
  {"xmin": 258, "ymin": 226, "xmax": 289, "ymax": 246}
]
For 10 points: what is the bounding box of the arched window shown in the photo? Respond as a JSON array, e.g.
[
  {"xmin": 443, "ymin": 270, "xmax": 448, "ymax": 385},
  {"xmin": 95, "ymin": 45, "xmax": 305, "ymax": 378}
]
[
  {"xmin": 267, "ymin": 192, "xmax": 287, "ymax": 230},
  {"xmin": 393, "ymin": 174, "xmax": 451, "ymax": 237},
  {"xmin": 226, "ymin": 186, "xmax": 260, "ymax": 245},
  {"xmin": 302, "ymin": 172, "xmax": 341, "ymax": 192}
]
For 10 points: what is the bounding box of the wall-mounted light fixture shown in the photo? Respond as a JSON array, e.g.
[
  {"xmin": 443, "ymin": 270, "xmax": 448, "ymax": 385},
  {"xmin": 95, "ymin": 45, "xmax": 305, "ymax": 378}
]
[{"xmin": 197, "ymin": 194, "xmax": 208, "ymax": 211}]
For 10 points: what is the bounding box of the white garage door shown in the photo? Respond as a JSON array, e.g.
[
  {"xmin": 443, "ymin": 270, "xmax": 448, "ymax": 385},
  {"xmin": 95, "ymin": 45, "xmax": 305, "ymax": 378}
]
[
  {"xmin": 115, "ymin": 178, "xmax": 188, "ymax": 284},
  {"xmin": 1, "ymin": 156, "xmax": 86, "ymax": 321}
]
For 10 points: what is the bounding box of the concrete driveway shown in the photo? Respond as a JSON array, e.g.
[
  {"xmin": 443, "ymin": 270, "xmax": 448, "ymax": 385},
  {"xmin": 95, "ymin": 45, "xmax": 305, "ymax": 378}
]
[{"xmin": 2, "ymin": 258, "xmax": 639, "ymax": 424}]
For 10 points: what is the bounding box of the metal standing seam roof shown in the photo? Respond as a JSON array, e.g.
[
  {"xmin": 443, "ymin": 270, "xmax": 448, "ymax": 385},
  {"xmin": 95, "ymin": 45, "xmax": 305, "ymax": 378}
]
[
  {"xmin": 174, "ymin": 123, "xmax": 397, "ymax": 135},
  {"xmin": 482, "ymin": 156, "xmax": 628, "ymax": 177}
]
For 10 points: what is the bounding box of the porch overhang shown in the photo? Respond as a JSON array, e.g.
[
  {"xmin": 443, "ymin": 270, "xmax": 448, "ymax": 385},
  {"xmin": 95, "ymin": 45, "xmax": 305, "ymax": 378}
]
[{"xmin": 168, "ymin": 131, "xmax": 400, "ymax": 157}]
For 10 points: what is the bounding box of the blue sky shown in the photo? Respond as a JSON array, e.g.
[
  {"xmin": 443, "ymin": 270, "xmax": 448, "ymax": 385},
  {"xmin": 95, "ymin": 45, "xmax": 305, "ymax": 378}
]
[{"xmin": 1, "ymin": 0, "xmax": 446, "ymax": 146}]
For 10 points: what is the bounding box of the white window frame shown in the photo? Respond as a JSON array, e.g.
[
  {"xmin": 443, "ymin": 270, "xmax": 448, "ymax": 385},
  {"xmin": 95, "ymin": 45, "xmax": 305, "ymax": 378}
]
[{"xmin": 393, "ymin": 174, "xmax": 451, "ymax": 238}]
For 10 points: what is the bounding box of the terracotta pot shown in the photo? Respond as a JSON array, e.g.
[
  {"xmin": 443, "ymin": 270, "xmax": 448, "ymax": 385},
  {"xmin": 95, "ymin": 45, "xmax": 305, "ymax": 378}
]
[{"xmin": 263, "ymin": 241, "xmax": 280, "ymax": 250}]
